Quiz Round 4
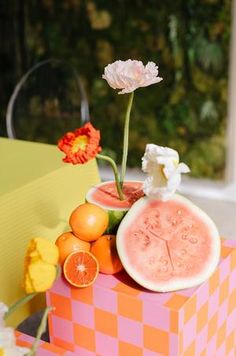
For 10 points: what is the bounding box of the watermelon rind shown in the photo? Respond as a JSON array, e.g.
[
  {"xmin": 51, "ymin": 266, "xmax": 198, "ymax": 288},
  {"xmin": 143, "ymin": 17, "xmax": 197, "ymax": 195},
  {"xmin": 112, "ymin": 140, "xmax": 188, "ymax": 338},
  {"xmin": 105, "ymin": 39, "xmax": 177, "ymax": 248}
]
[
  {"xmin": 86, "ymin": 180, "xmax": 143, "ymax": 233},
  {"xmin": 116, "ymin": 194, "xmax": 221, "ymax": 292},
  {"xmin": 105, "ymin": 210, "xmax": 127, "ymax": 233}
]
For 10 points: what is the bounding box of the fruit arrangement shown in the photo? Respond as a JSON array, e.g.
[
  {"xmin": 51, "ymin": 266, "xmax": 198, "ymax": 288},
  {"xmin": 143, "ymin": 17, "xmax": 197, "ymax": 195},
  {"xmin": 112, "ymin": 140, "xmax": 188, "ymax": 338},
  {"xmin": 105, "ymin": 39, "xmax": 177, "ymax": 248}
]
[
  {"xmin": 55, "ymin": 182, "xmax": 220, "ymax": 293},
  {"xmin": 56, "ymin": 60, "xmax": 221, "ymax": 292}
]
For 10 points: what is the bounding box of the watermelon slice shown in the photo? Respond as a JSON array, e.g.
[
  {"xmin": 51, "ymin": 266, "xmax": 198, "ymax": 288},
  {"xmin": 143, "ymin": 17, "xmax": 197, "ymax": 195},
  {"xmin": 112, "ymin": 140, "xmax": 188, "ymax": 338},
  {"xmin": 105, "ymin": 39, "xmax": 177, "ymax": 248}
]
[
  {"xmin": 116, "ymin": 194, "xmax": 221, "ymax": 292},
  {"xmin": 86, "ymin": 181, "xmax": 144, "ymax": 233}
]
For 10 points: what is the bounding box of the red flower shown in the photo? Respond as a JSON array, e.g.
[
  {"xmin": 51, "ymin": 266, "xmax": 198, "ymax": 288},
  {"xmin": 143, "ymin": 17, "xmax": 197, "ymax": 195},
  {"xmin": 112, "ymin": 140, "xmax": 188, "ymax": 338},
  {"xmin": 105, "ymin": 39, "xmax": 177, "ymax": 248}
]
[{"xmin": 58, "ymin": 122, "xmax": 102, "ymax": 164}]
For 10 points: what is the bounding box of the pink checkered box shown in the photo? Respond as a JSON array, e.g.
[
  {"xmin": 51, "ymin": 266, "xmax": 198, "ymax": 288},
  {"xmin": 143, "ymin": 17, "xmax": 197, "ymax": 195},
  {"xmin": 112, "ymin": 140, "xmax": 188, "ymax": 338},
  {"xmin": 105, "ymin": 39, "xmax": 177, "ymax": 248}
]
[
  {"xmin": 15, "ymin": 331, "xmax": 70, "ymax": 355},
  {"xmin": 46, "ymin": 239, "xmax": 236, "ymax": 355}
]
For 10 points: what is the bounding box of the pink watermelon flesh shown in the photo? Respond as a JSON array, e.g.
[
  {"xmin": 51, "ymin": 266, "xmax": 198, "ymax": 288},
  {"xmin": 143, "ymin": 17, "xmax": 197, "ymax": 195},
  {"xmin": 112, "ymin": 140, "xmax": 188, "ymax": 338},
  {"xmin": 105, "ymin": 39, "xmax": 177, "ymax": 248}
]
[
  {"xmin": 90, "ymin": 181, "xmax": 144, "ymax": 209},
  {"xmin": 116, "ymin": 195, "xmax": 220, "ymax": 292}
]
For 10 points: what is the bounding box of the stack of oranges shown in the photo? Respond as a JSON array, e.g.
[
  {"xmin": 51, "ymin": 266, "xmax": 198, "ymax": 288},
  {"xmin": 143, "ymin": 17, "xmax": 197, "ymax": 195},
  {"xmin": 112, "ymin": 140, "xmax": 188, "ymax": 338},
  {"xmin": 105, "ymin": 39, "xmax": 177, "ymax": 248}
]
[{"xmin": 55, "ymin": 203, "xmax": 123, "ymax": 288}]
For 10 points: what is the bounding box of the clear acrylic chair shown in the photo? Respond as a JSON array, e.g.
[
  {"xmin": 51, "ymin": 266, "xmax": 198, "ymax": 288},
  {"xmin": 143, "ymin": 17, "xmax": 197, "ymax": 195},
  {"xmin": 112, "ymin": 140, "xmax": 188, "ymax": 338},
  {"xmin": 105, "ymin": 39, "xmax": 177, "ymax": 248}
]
[{"xmin": 6, "ymin": 58, "xmax": 90, "ymax": 143}]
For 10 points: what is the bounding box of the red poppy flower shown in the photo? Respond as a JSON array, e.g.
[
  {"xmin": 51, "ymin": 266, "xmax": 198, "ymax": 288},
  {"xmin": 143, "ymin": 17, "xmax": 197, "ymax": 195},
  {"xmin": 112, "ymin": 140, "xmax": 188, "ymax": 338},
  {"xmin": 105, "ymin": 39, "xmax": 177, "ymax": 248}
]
[{"xmin": 58, "ymin": 122, "xmax": 102, "ymax": 164}]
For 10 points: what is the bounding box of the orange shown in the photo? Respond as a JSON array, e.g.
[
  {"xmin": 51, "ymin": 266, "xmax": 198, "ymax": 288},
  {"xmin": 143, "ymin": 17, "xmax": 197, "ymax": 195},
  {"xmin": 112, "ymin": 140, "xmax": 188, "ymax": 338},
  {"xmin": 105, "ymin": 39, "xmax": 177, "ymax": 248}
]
[
  {"xmin": 91, "ymin": 234, "xmax": 123, "ymax": 274},
  {"xmin": 55, "ymin": 231, "xmax": 90, "ymax": 265},
  {"xmin": 69, "ymin": 203, "xmax": 109, "ymax": 242},
  {"xmin": 63, "ymin": 250, "xmax": 99, "ymax": 288}
]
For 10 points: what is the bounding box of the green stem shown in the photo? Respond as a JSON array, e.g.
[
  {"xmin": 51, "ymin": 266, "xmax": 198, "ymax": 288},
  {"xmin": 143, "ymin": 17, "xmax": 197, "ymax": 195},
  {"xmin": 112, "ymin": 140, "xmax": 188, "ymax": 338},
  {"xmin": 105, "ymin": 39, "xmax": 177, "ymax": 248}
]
[
  {"xmin": 26, "ymin": 306, "xmax": 53, "ymax": 356},
  {"xmin": 120, "ymin": 91, "xmax": 134, "ymax": 187},
  {"xmin": 4, "ymin": 293, "xmax": 37, "ymax": 320},
  {"xmin": 96, "ymin": 154, "xmax": 124, "ymax": 200}
]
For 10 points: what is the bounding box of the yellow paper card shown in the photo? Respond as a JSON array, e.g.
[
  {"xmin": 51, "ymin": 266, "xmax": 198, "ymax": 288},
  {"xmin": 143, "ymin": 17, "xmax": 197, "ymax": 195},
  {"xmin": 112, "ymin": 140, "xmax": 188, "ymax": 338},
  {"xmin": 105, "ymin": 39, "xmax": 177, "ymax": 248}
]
[{"xmin": 0, "ymin": 138, "xmax": 100, "ymax": 326}]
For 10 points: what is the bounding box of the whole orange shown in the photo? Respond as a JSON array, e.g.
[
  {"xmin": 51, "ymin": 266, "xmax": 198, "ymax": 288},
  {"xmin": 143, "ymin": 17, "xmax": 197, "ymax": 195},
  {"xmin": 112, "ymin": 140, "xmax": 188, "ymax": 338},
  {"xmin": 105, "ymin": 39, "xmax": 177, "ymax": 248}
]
[
  {"xmin": 55, "ymin": 231, "xmax": 90, "ymax": 264},
  {"xmin": 91, "ymin": 234, "xmax": 123, "ymax": 274},
  {"xmin": 69, "ymin": 203, "xmax": 109, "ymax": 242}
]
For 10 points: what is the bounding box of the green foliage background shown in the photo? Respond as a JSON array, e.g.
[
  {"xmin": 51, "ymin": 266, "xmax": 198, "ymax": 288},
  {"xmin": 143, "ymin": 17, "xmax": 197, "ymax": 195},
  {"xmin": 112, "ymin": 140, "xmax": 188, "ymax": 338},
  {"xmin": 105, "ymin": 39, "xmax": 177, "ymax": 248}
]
[{"xmin": 0, "ymin": 0, "xmax": 231, "ymax": 178}]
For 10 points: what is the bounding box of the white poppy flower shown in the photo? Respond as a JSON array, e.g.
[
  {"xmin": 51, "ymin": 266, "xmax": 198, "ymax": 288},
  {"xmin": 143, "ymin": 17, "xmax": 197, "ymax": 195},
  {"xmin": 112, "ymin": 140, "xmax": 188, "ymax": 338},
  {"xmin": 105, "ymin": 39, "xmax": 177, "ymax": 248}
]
[
  {"xmin": 0, "ymin": 327, "xmax": 29, "ymax": 355},
  {"xmin": 142, "ymin": 144, "xmax": 190, "ymax": 201},
  {"xmin": 102, "ymin": 60, "xmax": 163, "ymax": 94}
]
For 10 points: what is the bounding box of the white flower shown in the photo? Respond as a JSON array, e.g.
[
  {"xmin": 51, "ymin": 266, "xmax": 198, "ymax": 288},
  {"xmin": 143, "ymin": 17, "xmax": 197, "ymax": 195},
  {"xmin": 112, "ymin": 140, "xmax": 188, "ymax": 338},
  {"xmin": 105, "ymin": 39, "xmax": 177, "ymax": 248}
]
[
  {"xmin": 0, "ymin": 345, "xmax": 30, "ymax": 356},
  {"xmin": 0, "ymin": 326, "xmax": 29, "ymax": 355},
  {"xmin": 0, "ymin": 327, "xmax": 15, "ymax": 348},
  {"xmin": 102, "ymin": 60, "xmax": 163, "ymax": 94},
  {"xmin": 142, "ymin": 144, "xmax": 190, "ymax": 201}
]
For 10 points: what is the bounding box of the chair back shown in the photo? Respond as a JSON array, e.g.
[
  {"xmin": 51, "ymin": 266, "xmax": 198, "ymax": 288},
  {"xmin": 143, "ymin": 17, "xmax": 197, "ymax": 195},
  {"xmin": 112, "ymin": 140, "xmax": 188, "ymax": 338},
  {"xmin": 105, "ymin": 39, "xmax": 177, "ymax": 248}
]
[{"xmin": 6, "ymin": 58, "xmax": 90, "ymax": 142}]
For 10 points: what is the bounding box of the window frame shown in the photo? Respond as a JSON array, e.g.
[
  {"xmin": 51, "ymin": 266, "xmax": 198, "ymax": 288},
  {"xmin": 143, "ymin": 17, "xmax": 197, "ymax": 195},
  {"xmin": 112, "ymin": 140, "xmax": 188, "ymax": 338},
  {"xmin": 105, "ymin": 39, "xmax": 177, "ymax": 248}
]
[
  {"xmin": 226, "ymin": 0, "xmax": 236, "ymax": 186},
  {"xmin": 167, "ymin": 0, "xmax": 236, "ymax": 203}
]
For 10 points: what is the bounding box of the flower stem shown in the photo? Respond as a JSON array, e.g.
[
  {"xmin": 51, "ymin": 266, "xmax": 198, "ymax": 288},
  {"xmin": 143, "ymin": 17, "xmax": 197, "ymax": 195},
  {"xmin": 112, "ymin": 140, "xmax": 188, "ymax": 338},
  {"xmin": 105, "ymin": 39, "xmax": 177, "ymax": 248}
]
[
  {"xmin": 96, "ymin": 154, "xmax": 124, "ymax": 200},
  {"xmin": 120, "ymin": 91, "xmax": 134, "ymax": 187},
  {"xmin": 4, "ymin": 293, "xmax": 37, "ymax": 320},
  {"xmin": 26, "ymin": 306, "xmax": 53, "ymax": 356}
]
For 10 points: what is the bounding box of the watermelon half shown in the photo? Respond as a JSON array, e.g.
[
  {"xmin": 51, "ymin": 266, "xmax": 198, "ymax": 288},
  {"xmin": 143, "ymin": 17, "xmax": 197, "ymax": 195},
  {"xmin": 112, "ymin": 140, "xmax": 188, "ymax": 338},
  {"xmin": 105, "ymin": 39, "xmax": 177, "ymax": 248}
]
[
  {"xmin": 86, "ymin": 181, "xmax": 144, "ymax": 233},
  {"xmin": 116, "ymin": 194, "xmax": 221, "ymax": 292}
]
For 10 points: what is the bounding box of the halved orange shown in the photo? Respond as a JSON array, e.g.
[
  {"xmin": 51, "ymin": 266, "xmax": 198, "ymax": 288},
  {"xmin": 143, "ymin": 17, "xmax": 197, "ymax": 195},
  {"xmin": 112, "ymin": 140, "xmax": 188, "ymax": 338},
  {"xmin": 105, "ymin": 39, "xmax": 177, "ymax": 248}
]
[{"xmin": 63, "ymin": 250, "xmax": 99, "ymax": 288}]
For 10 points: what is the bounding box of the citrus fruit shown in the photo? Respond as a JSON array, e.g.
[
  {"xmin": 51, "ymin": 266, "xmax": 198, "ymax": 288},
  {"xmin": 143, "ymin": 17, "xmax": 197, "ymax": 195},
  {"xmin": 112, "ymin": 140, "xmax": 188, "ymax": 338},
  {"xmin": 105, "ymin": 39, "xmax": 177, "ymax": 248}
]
[
  {"xmin": 55, "ymin": 231, "xmax": 90, "ymax": 264},
  {"xmin": 86, "ymin": 181, "xmax": 144, "ymax": 233},
  {"xmin": 63, "ymin": 250, "xmax": 99, "ymax": 288},
  {"xmin": 69, "ymin": 202, "xmax": 109, "ymax": 242},
  {"xmin": 91, "ymin": 234, "xmax": 123, "ymax": 274},
  {"xmin": 116, "ymin": 195, "xmax": 220, "ymax": 292}
]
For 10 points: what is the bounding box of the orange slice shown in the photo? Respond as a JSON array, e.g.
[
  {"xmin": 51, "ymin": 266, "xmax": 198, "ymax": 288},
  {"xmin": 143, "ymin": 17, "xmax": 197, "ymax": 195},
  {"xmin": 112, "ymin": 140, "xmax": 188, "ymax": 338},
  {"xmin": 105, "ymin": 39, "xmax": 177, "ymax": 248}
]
[{"xmin": 63, "ymin": 251, "xmax": 99, "ymax": 288}]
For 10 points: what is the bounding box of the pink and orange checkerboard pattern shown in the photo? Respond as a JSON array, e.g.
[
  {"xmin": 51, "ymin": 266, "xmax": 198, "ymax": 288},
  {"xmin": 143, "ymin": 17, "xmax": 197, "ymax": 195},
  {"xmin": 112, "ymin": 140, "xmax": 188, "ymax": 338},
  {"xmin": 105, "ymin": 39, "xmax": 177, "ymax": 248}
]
[
  {"xmin": 15, "ymin": 331, "xmax": 71, "ymax": 355},
  {"xmin": 46, "ymin": 239, "xmax": 236, "ymax": 356}
]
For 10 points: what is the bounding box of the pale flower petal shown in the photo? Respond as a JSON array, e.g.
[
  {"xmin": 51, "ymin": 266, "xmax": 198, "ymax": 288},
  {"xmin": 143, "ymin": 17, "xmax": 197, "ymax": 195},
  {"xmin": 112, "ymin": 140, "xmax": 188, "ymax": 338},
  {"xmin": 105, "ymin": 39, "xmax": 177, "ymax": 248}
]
[
  {"xmin": 0, "ymin": 326, "xmax": 30, "ymax": 355},
  {"xmin": 102, "ymin": 60, "xmax": 163, "ymax": 94},
  {"xmin": 2, "ymin": 346, "xmax": 30, "ymax": 356},
  {"xmin": 142, "ymin": 144, "xmax": 190, "ymax": 200},
  {"xmin": 0, "ymin": 327, "xmax": 15, "ymax": 348},
  {"xmin": 176, "ymin": 162, "xmax": 191, "ymax": 174}
]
